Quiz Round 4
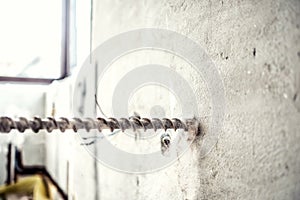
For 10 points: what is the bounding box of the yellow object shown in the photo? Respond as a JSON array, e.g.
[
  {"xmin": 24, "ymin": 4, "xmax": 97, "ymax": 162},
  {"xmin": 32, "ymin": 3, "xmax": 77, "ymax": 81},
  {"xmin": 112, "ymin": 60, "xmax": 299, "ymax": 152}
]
[{"xmin": 0, "ymin": 175, "xmax": 52, "ymax": 200}]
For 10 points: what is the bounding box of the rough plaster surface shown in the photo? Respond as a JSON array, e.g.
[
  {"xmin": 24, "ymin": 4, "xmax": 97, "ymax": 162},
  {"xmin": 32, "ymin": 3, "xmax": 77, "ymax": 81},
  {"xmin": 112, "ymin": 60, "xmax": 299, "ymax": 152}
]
[
  {"xmin": 0, "ymin": 0, "xmax": 299, "ymax": 200},
  {"xmin": 91, "ymin": 0, "xmax": 300, "ymax": 199}
]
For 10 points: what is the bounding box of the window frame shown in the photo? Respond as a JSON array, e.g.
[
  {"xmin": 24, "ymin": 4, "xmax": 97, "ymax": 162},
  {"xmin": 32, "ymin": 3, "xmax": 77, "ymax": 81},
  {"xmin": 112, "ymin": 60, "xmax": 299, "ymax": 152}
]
[{"xmin": 0, "ymin": 0, "xmax": 72, "ymax": 84}]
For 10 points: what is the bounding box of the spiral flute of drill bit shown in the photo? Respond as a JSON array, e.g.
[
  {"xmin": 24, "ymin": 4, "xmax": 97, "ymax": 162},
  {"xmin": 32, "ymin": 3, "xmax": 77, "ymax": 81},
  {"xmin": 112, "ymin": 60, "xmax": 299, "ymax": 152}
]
[{"xmin": 0, "ymin": 116, "xmax": 200, "ymax": 135}]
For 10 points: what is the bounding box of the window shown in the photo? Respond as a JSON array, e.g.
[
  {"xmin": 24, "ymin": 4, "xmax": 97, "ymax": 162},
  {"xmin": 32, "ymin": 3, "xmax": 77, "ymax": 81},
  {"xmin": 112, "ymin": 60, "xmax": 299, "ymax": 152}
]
[{"xmin": 0, "ymin": 0, "xmax": 76, "ymax": 83}]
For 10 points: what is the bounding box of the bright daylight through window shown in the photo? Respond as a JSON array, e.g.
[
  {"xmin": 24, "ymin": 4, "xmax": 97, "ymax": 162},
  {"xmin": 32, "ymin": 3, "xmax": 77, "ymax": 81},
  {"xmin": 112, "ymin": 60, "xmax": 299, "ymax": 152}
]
[{"xmin": 0, "ymin": 0, "xmax": 63, "ymax": 79}]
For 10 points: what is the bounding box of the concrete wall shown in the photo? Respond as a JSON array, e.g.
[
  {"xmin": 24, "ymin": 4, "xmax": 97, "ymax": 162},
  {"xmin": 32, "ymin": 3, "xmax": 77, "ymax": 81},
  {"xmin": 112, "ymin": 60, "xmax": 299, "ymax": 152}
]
[
  {"xmin": 0, "ymin": 0, "xmax": 299, "ymax": 200},
  {"xmin": 90, "ymin": 0, "xmax": 300, "ymax": 199}
]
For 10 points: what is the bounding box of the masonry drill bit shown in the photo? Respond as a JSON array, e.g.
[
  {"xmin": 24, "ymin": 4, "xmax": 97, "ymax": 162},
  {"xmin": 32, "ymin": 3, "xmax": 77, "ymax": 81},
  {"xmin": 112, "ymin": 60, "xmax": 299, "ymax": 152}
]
[{"xmin": 0, "ymin": 116, "xmax": 200, "ymax": 135}]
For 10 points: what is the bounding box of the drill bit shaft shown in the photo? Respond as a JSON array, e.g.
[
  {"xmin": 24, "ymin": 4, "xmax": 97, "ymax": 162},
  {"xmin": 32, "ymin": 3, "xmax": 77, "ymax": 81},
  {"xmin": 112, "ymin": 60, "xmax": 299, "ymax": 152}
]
[{"xmin": 0, "ymin": 116, "xmax": 200, "ymax": 134}]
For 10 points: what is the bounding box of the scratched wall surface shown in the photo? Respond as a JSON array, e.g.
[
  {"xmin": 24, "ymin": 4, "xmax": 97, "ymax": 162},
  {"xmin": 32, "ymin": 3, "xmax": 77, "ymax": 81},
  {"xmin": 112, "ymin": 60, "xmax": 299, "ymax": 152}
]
[{"xmin": 91, "ymin": 0, "xmax": 300, "ymax": 199}]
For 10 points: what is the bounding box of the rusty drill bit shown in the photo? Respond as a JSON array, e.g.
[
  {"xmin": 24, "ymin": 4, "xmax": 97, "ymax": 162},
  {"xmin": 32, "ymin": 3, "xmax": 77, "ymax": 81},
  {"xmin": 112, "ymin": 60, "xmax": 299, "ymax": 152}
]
[{"xmin": 0, "ymin": 116, "xmax": 200, "ymax": 134}]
